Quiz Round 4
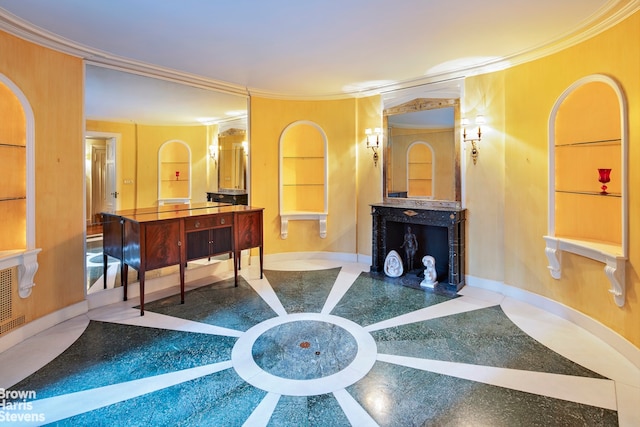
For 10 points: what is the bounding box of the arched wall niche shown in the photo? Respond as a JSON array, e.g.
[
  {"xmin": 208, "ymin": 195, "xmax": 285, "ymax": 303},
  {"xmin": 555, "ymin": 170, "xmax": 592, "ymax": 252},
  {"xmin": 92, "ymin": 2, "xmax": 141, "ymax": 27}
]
[
  {"xmin": 278, "ymin": 120, "xmax": 328, "ymax": 239},
  {"xmin": 406, "ymin": 141, "xmax": 435, "ymax": 198},
  {"xmin": 158, "ymin": 139, "xmax": 192, "ymax": 205},
  {"xmin": 0, "ymin": 74, "xmax": 41, "ymax": 298},
  {"xmin": 544, "ymin": 74, "xmax": 628, "ymax": 307}
]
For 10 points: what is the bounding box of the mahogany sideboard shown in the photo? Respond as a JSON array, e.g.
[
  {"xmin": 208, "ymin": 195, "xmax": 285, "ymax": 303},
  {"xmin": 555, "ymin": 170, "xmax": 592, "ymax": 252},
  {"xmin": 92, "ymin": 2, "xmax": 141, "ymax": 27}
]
[{"xmin": 102, "ymin": 203, "xmax": 264, "ymax": 315}]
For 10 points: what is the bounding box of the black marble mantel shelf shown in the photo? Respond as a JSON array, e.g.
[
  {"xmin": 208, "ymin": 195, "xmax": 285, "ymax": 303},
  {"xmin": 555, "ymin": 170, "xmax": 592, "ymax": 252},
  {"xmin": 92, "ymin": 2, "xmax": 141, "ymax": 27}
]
[{"xmin": 371, "ymin": 203, "xmax": 466, "ymax": 292}]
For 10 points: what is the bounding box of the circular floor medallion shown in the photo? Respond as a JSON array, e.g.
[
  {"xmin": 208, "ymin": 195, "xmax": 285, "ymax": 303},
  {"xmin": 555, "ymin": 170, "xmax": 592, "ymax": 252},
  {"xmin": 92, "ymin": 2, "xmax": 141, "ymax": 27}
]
[{"xmin": 232, "ymin": 313, "xmax": 377, "ymax": 396}]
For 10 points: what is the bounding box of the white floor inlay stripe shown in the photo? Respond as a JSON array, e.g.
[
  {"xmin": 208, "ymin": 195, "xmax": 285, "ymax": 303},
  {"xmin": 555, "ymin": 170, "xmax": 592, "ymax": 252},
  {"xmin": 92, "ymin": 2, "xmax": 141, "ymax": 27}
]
[
  {"xmin": 377, "ymin": 354, "xmax": 618, "ymax": 410},
  {"xmin": 88, "ymin": 306, "xmax": 244, "ymax": 336},
  {"xmin": 14, "ymin": 361, "xmax": 233, "ymax": 427},
  {"xmin": 242, "ymin": 392, "xmax": 281, "ymax": 427},
  {"xmin": 0, "ymin": 316, "xmax": 90, "ymax": 389},
  {"xmin": 615, "ymin": 382, "xmax": 640, "ymax": 427},
  {"xmin": 501, "ymin": 297, "xmax": 640, "ymax": 386},
  {"xmin": 87, "ymin": 263, "xmax": 118, "ymax": 294},
  {"xmin": 322, "ymin": 263, "xmax": 366, "ymax": 314},
  {"xmin": 333, "ymin": 388, "xmax": 380, "ymax": 427},
  {"xmin": 365, "ymin": 295, "xmax": 498, "ymax": 332},
  {"xmin": 243, "ymin": 273, "xmax": 288, "ymax": 316}
]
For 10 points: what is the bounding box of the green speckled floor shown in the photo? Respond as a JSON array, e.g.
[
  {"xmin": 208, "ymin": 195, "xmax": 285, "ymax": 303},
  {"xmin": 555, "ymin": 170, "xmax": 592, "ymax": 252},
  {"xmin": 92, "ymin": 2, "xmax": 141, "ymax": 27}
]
[{"xmin": 2, "ymin": 260, "xmax": 636, "ymax": 426}]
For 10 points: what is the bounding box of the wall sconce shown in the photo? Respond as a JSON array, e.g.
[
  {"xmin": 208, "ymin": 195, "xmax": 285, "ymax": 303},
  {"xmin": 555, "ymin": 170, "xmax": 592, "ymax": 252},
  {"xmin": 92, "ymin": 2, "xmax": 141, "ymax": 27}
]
[
  {"xmin": 365, "ymin": 127, "xmax": 382, "ymax": 166},
  {"xmin": 208, "ymin": 144, "xmax": 218, "ymax": 166},
  {"xmin": 462, "ymin": 115, "xmax": 485, "ymax": 165}
]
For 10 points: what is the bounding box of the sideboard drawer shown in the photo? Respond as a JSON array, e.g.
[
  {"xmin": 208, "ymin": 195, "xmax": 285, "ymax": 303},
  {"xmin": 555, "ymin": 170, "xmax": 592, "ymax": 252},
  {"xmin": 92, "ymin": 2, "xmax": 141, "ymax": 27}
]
[{"xmin": 185, "ymin": 213, "xmax": 232, "ymax": 231}]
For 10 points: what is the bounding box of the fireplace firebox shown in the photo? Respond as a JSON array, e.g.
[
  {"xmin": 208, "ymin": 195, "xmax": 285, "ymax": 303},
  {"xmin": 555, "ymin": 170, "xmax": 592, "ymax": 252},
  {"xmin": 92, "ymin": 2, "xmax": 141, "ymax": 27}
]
[{"xmin": 371, "ymin": 204, "xmax": 465, "ymax": 292}]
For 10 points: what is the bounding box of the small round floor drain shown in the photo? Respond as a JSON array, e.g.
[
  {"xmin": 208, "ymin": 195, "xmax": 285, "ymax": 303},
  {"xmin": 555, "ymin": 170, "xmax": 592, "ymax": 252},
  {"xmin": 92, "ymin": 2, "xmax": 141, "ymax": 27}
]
[{"xmin": 300, "ymin": 341, "xmax": 310, "ymax": 348}]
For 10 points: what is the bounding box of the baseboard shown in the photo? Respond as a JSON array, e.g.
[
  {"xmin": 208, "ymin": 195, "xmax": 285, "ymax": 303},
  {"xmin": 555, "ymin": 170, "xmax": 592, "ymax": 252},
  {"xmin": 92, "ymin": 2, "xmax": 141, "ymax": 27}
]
[
  {"xmin": 264, "ymin": 251, "xmax": 361, "ymax": 264},
  {"xmin": 466, "ymin": 274, "xmax": 640, "ymax": 370},
  {"xmin": 0, "ymin": 300, "xmax": 88, "ymax": 354}
]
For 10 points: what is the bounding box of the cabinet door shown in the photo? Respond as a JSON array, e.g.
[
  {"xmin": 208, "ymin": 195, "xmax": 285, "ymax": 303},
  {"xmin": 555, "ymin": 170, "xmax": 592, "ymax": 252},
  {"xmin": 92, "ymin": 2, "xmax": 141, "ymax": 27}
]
[
  {"xmin": 211, "ymin": 227, "xmax": 233, "ymax": 254},
  {"xmin": 144, "ymin": 220, "xmax": 181, "ymax": 270},
  {"xmin": 235, "ymin": 210, "xmax": 263, "ymax": 251},
  {"xmin": 186, "ymin": 229, "xmax": 210, "ymax": 261}
]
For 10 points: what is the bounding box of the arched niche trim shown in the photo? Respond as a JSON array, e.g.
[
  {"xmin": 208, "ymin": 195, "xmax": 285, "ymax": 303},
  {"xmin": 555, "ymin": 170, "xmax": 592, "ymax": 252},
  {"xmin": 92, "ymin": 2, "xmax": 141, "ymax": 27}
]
[
  {"xmin": 0, "ymin": 74, "xmax": 41, "ymax": 298},
  {"xmin": 278, "ymin": 120, "xmax": 328, "ymax": 239},
  {"xmin": 406, "ymin": 141, "xmax": 435, "ymax": 199},
  {"xmin": 544, "ymin": 74, "xmax": 628, "ymax": 307},
  {"xmin": 157, "ymin": 139, "xmax": 192, "ymax": 205}
]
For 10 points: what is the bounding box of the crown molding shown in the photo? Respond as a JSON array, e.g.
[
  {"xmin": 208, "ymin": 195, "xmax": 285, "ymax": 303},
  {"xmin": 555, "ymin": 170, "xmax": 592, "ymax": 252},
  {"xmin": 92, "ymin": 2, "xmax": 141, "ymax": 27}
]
[
  {"xmin": 0, "ymin": 9, "xmax": 249, "ymax": 97},
  {"xmin": 1, "ymin": 1, "xmax": 639, "ymax": 100}
]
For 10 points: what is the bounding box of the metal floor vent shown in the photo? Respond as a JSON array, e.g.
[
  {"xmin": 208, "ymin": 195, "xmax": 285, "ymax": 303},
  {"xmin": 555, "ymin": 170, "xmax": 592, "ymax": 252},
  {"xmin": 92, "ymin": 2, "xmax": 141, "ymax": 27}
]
[{"xmin": 0, "ymin": 267, "xmax": 25, "ymax": 335}]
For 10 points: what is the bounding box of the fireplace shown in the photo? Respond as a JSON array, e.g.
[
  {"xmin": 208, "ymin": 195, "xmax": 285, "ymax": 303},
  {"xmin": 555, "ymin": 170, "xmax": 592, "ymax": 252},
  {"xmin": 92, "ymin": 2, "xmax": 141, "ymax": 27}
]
[{"xmin": 371, "ymin": 204, "xmax": 465, "ymax": 291}]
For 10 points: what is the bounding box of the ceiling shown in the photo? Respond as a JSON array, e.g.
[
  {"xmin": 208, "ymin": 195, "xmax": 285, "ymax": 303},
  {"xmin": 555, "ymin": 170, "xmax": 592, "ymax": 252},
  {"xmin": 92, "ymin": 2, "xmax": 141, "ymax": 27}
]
[{"xmin": 0, "ymin": 0, "xmax": 636, "ymax": 125}]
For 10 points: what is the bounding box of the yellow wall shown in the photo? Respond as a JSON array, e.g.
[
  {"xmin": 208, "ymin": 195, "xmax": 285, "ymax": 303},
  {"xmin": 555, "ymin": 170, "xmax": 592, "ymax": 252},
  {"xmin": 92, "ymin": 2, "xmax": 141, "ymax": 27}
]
[
  {"xmin": 465, "ymin": 11, "xmax": 640, "ymax": 346},
  {"xmin": 0, "ymin": 30, "xmax": 85, "ymax": 320},
  {"xmin": 356, "ymin": 95, "xmax": 383, "ymax": 257},
  {"xmin": 86, "ymin": 121, "xmax": 211, "ymax": 208},
  {"xmin": 250, "ymin": 96, "xmax": 373, "ymax": 255}
]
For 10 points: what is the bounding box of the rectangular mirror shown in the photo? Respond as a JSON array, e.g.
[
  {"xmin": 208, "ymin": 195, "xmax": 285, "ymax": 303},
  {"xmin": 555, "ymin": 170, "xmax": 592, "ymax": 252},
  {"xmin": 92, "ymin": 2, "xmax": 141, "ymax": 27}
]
[
  {"xmin": 84, "ymin": 64, "xmax": 248, "ymax": 294},
  {"xmin": 218, "ymin": 128, "xmax": 247, "ymax": 192},
  {"xmin": 383, "ymin": 98, "xmax": 461, "ymax": 208}
]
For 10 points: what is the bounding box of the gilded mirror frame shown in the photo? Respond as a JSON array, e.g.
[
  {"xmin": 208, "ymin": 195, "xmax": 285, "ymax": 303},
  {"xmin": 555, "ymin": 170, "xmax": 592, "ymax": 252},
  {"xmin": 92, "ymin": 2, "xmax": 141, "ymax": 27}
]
[{"xmin": 383, "ymin": 97, "xmax": 461, "ymax": 209}]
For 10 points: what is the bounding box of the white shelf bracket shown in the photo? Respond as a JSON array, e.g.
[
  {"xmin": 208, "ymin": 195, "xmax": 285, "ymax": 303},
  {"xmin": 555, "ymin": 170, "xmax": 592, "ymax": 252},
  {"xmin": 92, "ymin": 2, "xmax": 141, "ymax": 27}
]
[{"xmin": 543, "ymin": 236, "xmax": 626, "ymax": 307}]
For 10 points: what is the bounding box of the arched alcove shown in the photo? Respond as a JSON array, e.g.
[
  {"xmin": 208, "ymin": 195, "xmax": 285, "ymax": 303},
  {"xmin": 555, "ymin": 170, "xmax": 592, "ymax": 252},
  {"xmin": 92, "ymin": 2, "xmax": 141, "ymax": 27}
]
[
  {"xmin": 158, "ymin": 140, "xmax": 192, "ymax": 205},
  {"xmin": 279, "ymin": 121, "xmax": 328, "ymax": 239},
  {"xmin": 544, "ymin": 74, "xmax": 628, "ymax": 307},
  {"xmin": 406, "ymin": 141, "xmax": 434, "ymax": 198},
  {"xmin": 0, "ymin": 75, "xmax": 40, "ymax": 298}
]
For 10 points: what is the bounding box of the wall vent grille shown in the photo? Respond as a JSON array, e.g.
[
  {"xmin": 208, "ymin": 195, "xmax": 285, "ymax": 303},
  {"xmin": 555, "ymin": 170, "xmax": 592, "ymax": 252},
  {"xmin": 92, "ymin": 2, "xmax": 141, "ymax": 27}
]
[{"xmin": 0, "ymin": 267, "xmax": 25, "ymax": 335}]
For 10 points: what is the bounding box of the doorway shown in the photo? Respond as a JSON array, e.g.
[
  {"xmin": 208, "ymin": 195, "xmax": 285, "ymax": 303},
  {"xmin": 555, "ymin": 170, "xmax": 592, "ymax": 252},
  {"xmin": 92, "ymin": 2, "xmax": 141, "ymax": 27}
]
[
  {"xmin": 85, "ymin": 132, "xmax": 119, "ymax": 293},
  {"xmin": 85, "ymin": 132, "xmax": 118, "ymax": 235}
]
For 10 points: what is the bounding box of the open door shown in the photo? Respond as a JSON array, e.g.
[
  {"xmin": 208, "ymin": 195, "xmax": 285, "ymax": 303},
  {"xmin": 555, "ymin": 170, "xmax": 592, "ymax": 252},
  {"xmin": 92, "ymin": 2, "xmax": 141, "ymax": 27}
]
[
  {"xmin": 86, "ymin": 132, "xmax": 118, "ymax": 221},
  {"xmin": 104, "ymin": 136, "xmax": 117, "ymax": 212}
]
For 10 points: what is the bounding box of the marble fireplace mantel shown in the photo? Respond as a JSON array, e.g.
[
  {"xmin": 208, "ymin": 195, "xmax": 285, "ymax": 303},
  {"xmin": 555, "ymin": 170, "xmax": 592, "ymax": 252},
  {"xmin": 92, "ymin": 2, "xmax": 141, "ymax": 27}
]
[{"xmin": 371, "ymin": 203, "xmax": 466, "ymax": 292}]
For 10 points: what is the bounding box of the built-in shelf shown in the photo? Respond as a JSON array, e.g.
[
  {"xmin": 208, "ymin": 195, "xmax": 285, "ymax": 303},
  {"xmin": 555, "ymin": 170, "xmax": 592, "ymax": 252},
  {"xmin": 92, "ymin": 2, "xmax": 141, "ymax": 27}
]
[
  {"xmin": 280, "ymin": 211, "xmax": 328, "ymax": 239},
  {"xmin": 545, "ymin": 74, "xmax": 628, "ymax": 307},
  {"xmin": 282, "ymin": 156, "xmax": 324, "ymax": 159},
  {"xmin": 555, "ymin": 138, "xmax": 620, "ymax": 147},
  {"xmin": 279, "ymin": 121, "xmax": 328, "ymax": 239},
  {"xmin": 554, "ymin": 190, "xmax": 621, "ymax": 197},
  {"xmin": 0, "ymin": 249, "xmax": 42, "ymax": 298},
  {"xmin": 0, "ymin": 75, "xmax": 40, "ymax": 299},
  {"xmin": 543, "ymin": 236, "xmax": 625, "ymax": 306},
  {"xmin": 158, "ymin": 140, "xmax": 191, "ymax": 205}
]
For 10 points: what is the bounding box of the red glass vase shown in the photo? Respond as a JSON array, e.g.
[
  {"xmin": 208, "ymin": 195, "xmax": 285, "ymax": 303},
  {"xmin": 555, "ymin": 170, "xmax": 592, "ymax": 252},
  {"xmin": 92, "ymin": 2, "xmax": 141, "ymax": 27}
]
[
  {"xmin": 598, "ymin": 168, "xmax": 611, "ymax": 195},
  {"xmin": 175, "ymin": 171, "xmax": 180, "ymax": 181}
]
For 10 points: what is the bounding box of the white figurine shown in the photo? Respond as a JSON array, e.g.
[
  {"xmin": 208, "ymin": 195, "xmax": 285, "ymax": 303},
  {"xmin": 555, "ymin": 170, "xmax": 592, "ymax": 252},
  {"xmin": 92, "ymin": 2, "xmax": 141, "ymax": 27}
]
[
  {"xmin": 384, "ymin": 250, "xmax": 403, "ymax": 278},
  {"xmin": 420, "ymin": 255, "xmax": 438, "ymax": 288}
]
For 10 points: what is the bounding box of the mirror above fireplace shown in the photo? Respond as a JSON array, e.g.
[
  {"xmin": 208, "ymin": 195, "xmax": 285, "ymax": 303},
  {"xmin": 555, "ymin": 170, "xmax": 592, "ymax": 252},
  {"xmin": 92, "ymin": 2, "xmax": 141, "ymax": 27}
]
[
  {"xmin": 384, "ymin": 98, "xmax": 461, "ymax": 208},
  {"xmin": 382, "ymin": 82, "xmax": 463, "ymax": 210}
]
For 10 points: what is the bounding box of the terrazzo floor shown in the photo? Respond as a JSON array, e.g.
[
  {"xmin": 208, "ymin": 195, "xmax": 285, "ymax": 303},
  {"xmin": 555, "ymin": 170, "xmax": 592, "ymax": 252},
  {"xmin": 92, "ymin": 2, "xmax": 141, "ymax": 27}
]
[{"xmin": 1, "ymin": 259, "xmax": 639, "ymax": 426}]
